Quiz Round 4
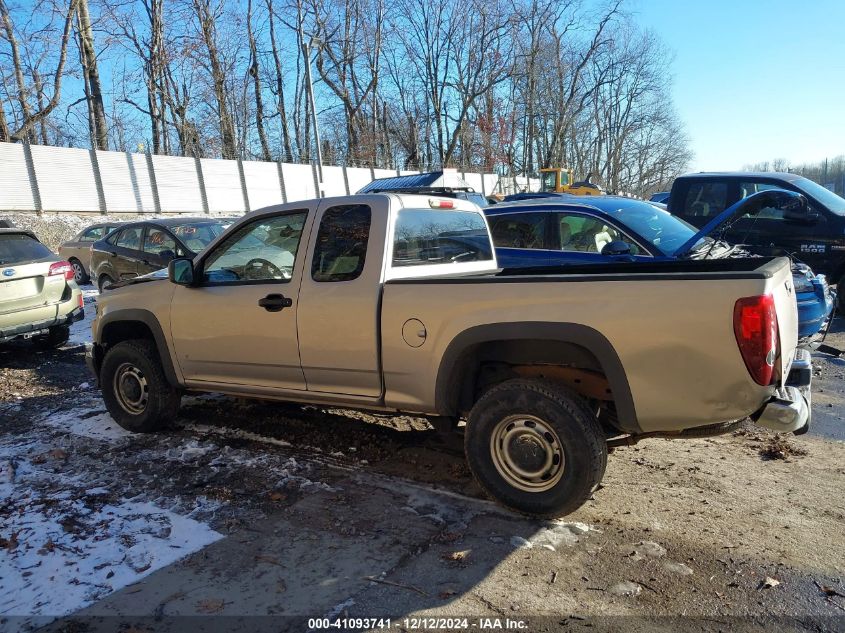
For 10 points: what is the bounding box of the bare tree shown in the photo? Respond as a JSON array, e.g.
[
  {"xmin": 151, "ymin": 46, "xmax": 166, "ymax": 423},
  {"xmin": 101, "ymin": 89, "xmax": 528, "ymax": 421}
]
[
  {"xmin": 76, "ymin": 0, "xmax": 108, "ymax": 149},
  {"xmin": 1, "ymin": 0, "xmax": 78, "ymax": 143},
  {"xmin": 190, "ymin": 0, "xmax": 237, "ymax": 159}
]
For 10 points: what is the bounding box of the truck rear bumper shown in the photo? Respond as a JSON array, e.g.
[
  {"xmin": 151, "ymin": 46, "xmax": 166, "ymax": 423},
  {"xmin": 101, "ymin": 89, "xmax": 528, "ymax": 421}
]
[{"xmin": 752, "ymin": 349, "xmax": 812, "ymax": 434}]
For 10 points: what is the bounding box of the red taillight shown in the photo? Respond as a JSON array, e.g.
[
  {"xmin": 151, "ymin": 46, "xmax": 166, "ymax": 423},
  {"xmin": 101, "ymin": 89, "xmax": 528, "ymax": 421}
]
[
  {"xmin": 78, "ymin": 293, "xmax": 84, "ymax": 308},
  {"xmin": 733, "ymin": 294, "xmax": 779, "ymax": 385},
  {"xmin": 49, "ymin": 261, "xmax": 74, "ymax": 281},
  {"xmin": 429, "ymin": 198, "xmax": 455, "ymax": 209}
]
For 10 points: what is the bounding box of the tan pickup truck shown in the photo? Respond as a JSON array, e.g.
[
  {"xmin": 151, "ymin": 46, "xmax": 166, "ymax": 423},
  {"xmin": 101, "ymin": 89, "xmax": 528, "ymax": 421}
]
[{"xmin": 86, "ymin": 194, "xmax": 810, "ymax": 517}]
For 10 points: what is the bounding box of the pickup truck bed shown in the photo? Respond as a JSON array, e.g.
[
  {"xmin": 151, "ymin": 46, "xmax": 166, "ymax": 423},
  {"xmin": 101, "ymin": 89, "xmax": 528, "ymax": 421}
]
[
  {"xmin": 382, "ymin": 256, "xmax": 799, "ymax": 434},
  {"xmin": 87, "ymin": 194, "xmax": 809, "ymax": 517}
]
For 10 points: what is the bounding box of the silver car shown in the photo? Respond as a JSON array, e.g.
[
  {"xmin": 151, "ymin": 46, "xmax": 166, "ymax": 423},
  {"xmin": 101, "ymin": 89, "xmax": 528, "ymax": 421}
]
[
  {"xmin": 58, "ymin": 222, "xmax": 125, "ymax": 284},
  {"xmin": 1, "ymin": 228, "xmax": 84, "ymax": 347}
]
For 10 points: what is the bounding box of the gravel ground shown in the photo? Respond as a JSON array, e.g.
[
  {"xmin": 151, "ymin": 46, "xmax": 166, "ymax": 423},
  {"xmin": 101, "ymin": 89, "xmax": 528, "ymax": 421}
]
[{"xmin": 1, "ymin": 289, "xmax": 844, "ymax": 632}]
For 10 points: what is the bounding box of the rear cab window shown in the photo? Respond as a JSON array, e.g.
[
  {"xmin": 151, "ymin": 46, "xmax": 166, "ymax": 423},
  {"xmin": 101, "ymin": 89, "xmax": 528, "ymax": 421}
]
[
  {"xmin": 388, "ymin": 203, "xmax": 496, "ymax": 279},
  {"xmin": 680, "ymin": 181, "xmax": 728, "ymax": 219},
  {"xmin": 0, "ymin": 233, "xmax": 54, "ymax": 265}
]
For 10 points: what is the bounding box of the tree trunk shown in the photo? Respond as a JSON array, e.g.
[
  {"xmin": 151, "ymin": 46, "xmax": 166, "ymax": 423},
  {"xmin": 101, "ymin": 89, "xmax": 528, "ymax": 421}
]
[
  {"xmin": 76, "ymin": 0, "xmax": 108, "ymax": 149},
  {"xmin": 192, "ymin": 0, "xmax": 237, "ymax": 159},
  {"xmin": 0, "ymin": 0, "xmax": 36, "ymax": 142},
  {"xmin": 247, "ymin": 0, "xmax": 271, "ymax": 161},
  {"xmin": 31, "ymin": 69, "xmax": 49, "ymax": 144},
  {"xmin": 266, "ymin": 0, "xmax": 293, "ymax": 161}
]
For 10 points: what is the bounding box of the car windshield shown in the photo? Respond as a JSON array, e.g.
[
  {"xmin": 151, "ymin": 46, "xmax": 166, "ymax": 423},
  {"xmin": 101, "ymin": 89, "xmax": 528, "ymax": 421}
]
[
  {"xmin": 792, "ymin": 177, "xmax": 845, "ymax": 214},
  {"xmin": 169, "ymin": 222, "xmax": 226, "ymax": 252},
  {"xmin": 602, "ymin": 201, "xmax": 700, "ymax": 256},
  {"xmin": 0, "ymin": 234, "xmax": 54, "ymax": 265}
]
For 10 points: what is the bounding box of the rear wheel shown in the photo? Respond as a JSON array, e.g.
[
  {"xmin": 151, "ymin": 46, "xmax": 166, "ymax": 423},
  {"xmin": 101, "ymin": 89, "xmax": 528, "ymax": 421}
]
[
  {"xmin": 69, "ymin": 259, "xmax": 89, "ymax": 285},
  {"xmin": 98, "ymin": 274, "xmax": 115, "ymax": 293},
  {"xmin": 464, "ymin": 379, "xmax": 607, "ymax": 517},
  {"xmin": 100, "ymin": 339, "xmax": 180, "ymax": 432}
]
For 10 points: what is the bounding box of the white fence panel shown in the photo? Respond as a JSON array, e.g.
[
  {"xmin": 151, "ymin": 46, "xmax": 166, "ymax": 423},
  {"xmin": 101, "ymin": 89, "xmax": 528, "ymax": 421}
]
[
  {"xmin": 152, "ymin": 155, "xmax": 203, "ymax": 213},
  {"xmin": 97, "ymin": 150, "xmax": 156, "ymax": 213},
  {"xmin": 281, "ymin": 163, "xmax": 316, "ymax": 202},
  {"xmin": 462, "ymin": 172, "xmax": 484, "ymax": 193},
  {"xmin": 372, "ymin": 168, "xmax": 396, "ymax": 180},
  {"xmin": 483, "ymin": 174, "xmax": 500, "ymax": 195},
  {"xmin": 31, "ymin": 145, "xmax": 99, "ymax": 213},
  {"xmin": 242, "ymin": 161, "xmax": 282, "ymax": 211},
  {"xmin": 0, "ymin": 143, "xmax": 36, "ymax": 210},
  {"xmin": 0, "ymin": 142, "xmax": 500, "ymax": 214},
  {"xmin": 200, "ymin": 158, "xmax": 244, "ymax": 214},
  {"xmin": 321, "ymin": 165, "xmax": 347, "ymax": 197},
  {"xmin": 345, "ymin": 167, "xmax": 372, "ymax": 194}
]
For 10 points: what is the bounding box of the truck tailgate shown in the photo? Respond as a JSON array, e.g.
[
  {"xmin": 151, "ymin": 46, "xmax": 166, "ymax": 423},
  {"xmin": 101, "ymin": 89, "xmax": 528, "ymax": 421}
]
[{"xmin": 766, "ymin": 258, "xmax": 799, "ymax": 387}]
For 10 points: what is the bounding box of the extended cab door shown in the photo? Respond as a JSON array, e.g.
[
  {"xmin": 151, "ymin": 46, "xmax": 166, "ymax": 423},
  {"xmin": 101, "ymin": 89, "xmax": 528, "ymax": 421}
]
[
  {"xmin": 169, "ymin": 208, "xmax": 312, "ymax": 390},
  {"xmin": 295, "ymin": 197, "xmax": 388, "ymax": 397}
]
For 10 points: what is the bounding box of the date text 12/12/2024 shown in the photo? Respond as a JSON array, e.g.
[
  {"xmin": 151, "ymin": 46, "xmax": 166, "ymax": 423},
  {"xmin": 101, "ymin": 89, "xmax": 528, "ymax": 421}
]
[{"xmin": 308, "ymin": 617, "xmax": 529, "ymax": 630}]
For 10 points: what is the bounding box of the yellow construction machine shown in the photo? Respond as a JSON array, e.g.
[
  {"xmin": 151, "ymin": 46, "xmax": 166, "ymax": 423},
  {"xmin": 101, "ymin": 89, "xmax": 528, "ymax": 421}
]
[{"xmin": 539, "ymin": 168, "xmax": 605, "ymax": 196}]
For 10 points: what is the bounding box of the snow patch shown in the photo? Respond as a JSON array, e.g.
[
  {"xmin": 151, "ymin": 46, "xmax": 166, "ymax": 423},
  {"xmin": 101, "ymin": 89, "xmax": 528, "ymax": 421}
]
[
  {"xmin": 0, "ymin": 494, "xmax": 221, "ymax": 623},
  {"xmin": 41, "ymin": 406, "xmax": 132, "ymax": 443}
]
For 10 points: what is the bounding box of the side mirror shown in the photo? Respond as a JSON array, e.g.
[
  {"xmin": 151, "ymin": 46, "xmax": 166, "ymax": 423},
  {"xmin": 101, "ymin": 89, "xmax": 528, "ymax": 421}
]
[
  {"xmin": 783, "ymin": 205, "xmax": 819, "ymax": 224},
  {"xmin": 159, "ymin": 248, "xmax": 176, "ymax": 261},
  {"xmin": 601, "ymin": 240, "xmax": 633, "ymax": 256},
  {"xmin": 168, "ymin": 257, "xmax": 195, "ymax": 286}
]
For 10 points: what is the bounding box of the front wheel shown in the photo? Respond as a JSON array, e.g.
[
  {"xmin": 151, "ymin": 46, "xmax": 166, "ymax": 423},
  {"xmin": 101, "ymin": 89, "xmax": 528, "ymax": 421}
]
[
  {"xmin": 464, "ymin": 379, "xmax": 607, "ymax": 517},
  {"xmin": 100, "ymin": 339, "xmax": 181, "ymax": 432}
]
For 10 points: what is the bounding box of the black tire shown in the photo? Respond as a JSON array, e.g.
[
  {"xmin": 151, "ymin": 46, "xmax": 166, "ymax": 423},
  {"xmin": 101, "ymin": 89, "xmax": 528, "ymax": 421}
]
[
  {"xmin": 98, "ymin": 274, "xmax": 115, "ymax": 293},
  {"xmin": 464, "ymin": 379, "xmax": 607, "ymax": 518},
  {"xmin": 100, "ymin": 339, "xmax": 180, "ymax": 432},
  {"xmin": 69, "ymin": 258, "xmax": 89, "ymax": 285},
  {"xmin": 34, "ymin": 325, "xmax": 70, "ymax": 349}
]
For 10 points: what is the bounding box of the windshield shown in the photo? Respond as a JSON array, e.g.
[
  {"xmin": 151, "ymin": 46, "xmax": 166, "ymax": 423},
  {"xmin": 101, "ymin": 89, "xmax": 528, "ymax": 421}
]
[
  {"xmin": 392, "ymin": 209, "xmax": 493, "ymax": 267},
  {"xmin": 602, "ymin": 201, "xmax": 700, "ymax": 256},
  {"xmin": 0, "ymin": 234, "xmax": 53, "ymax": 265},
  {"xmin": 792, "ymin": 177, "xmax": 845, "ymax": 214},
  {"xmin": 170, "ymin": 222, "xmax": 226, "ymax": 252},
  {"xmin": 540, "ymin": 171, "xmax": 557, "ymax": 192}
]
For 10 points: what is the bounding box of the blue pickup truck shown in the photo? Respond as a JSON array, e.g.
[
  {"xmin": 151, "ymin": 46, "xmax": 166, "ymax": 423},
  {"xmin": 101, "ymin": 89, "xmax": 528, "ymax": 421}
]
[{"xmin": 484, "ymin": 192, "xmax": 834, "ymax": 344}]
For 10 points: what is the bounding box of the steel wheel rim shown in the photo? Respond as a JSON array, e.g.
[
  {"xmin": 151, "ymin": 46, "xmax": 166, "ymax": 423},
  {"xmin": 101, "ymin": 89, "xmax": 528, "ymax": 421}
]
[
  {"xmin": 490, "ymin": 414, "xmax": 565, "ymax": 493},
  {"xmin": 72, "ymin": 262, "xmax": 85, "ymax": 283},
  {"xmin": 113, "ymin": 362, "xmax": 148, "ymax": 415}
]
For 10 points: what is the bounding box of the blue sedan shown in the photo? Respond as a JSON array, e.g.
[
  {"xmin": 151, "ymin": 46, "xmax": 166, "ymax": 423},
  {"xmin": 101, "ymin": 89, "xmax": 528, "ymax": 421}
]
[{"xmin": 484, "ymin": 194, "xmax": 834, "ymax": 343}]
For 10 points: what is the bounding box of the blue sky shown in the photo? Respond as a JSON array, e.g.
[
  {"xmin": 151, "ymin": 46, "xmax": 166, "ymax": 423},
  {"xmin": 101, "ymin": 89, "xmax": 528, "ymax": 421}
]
[{"xmin": 632, "ymin": 0, "xmax": 845, "ymax": 171}]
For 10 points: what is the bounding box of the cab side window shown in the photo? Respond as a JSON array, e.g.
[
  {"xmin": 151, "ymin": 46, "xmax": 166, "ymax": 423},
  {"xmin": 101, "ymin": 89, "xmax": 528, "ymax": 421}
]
[
  {"xmin": 311, "ymin": 204, "xmax": 371, "ymax": 282},
  {"xmin": 739, "ymin": 181, "xmax": 784, "ymax": 219},
  {"xmin": 489, "ymin": 213, "xmax": 546, "ymax": 249},
  {"xmin": 80, "ymin": 226, "xmax": 105, "ymax": 241},
  {"xmin": 556, "ymin": 212, "xmax": 641, "ymax": 255},
  {"xmin": 203, "ymin": 212, "xmax": 308, "ymax": 283},
  {"xmin": 683, "ymin": 182, "xmax": 728, "ymax": 218},
  {"xmin": 143, "ymin": 227, "xmax": 179, "ymax": 255},
  {"xmin": 115, "ymin": 227, "xmax": 142, "ymax": 251}
]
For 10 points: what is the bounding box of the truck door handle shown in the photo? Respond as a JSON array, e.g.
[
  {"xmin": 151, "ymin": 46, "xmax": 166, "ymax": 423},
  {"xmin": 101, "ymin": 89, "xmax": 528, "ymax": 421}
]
[
  {"xmin": 109, "ymin": 251, "xmax": 117, "ymax": 257},
  {"xmin": 258, "ymin": 294, "xmax": 293, "ymax": 312}
]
